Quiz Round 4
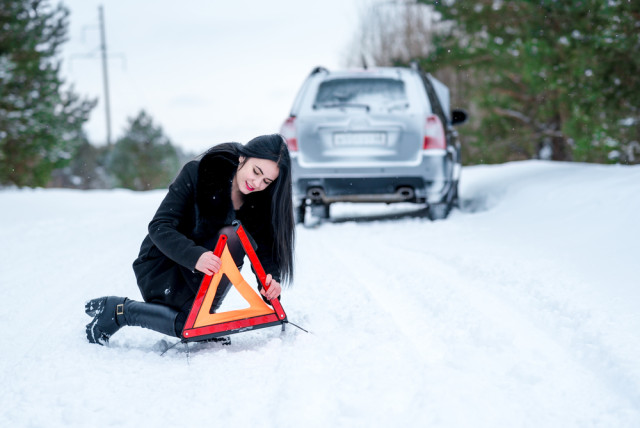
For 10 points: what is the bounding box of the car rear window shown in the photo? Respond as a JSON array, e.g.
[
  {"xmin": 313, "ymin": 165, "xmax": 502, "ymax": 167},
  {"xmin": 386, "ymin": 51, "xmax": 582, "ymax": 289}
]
[{"xmin": 314, "ymin": 78, "xmax": 408, "ymax": 109}]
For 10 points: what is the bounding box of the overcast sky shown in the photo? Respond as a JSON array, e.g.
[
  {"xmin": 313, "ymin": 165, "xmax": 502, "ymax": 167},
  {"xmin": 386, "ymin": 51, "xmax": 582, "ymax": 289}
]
[{"xmin": 60, "ymin": 0, "xmax": 373, "ymax": 154}]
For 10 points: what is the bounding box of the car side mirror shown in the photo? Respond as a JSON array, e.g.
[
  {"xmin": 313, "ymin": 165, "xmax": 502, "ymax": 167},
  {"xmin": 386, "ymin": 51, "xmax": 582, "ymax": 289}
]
[{"xmin": 451, "ymin": 109, "xmax": 468, "ymax": 126}]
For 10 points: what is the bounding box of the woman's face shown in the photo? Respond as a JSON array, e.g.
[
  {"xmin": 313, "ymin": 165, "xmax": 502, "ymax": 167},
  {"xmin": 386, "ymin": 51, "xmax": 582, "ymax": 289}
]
[{"xmin": 236, "ymin": 156, "xmax": 280, "ymax": 195}]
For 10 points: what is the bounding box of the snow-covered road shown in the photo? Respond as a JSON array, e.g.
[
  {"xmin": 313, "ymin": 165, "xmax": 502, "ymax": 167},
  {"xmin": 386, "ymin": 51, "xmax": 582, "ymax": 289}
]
[{"xmin": 1, "ymin": 160, "xmax": 638, "ymax": 427}]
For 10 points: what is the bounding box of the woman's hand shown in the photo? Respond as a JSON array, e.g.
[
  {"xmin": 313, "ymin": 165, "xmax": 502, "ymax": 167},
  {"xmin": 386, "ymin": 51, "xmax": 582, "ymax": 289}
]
[
  {"xmin": 195, "ymin": 252, "xmax": 221, "ymax": 276},
  {"xmin": 261, "ymin": 274, "xmax": 281, "ymax": 301}
]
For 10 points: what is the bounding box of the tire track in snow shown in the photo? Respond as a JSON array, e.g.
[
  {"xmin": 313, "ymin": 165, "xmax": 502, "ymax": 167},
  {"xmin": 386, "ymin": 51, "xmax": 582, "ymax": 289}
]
[
  {"xmin": 308, "ymin": 227, "xmax": 445, "ymax": 363},
  {"xmin": 291, "ymin": 227, "xmax": 440, "ymax": 424},
  {"xmin": 388, "ymin": 240, "xmax": 640, "ymax": 410},
  {"xmin": 306, "ymin": 222, "xmax": 639, "ymax": 424},
  {"xmin": 300, "ymin": 227, "xmax": 431, "ymax": 362}
]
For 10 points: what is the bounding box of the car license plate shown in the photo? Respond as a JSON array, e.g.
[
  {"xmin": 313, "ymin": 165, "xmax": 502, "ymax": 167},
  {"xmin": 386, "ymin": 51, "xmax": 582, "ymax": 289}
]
[{"xmin": 333, "ymin": 132, "xmax": 387, "ymax": 147}]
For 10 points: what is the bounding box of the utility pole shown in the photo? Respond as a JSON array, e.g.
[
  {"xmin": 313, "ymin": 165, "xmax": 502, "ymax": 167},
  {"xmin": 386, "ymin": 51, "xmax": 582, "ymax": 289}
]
[{"xmin": 98, "ymin": 5, "xmax": 112, "ymax": 146}]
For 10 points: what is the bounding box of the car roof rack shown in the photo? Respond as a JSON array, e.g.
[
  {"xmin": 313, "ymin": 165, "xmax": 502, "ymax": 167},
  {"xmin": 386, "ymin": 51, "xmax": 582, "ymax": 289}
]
[{"xmin": 310, "ymin": 66, "xmax": 329, "ymax": 76}]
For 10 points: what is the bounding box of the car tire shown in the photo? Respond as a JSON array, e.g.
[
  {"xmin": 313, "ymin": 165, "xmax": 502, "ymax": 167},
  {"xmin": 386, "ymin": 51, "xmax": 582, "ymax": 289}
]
[
  {"xmin": 428, "ymin": 202, "xmax": 450, "ymax": 220},
  {"xmin": 428, "ymin": 181, "xmax": 458, "ymax": 221},
  {"xmin": 450, "ymin": 180, "xmax": 460, "ymax": 208},
  {"xmin": 294, "ymin": 200, "xmax": 306, "ymax": 224},
  {"xmin": 311, "ymin": 203, "xmax": 330, "ymax": 219}
]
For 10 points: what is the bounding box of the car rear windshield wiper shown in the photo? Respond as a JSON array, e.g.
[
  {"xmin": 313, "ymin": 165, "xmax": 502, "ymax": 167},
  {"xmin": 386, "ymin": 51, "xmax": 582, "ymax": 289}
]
[
  {"xmin": 386, "ymin": 101, "xmax": 409, "ymax": 111},
  {"xmin": 313, "ymin": 102, "xmax": 370, "ymax": 112}
]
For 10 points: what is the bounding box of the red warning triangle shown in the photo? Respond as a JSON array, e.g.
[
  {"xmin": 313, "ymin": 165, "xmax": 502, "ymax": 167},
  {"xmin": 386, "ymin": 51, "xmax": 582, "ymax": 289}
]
[{"xmin": 181, "ymin": 222, "xmax": 287, "ymax": 342}]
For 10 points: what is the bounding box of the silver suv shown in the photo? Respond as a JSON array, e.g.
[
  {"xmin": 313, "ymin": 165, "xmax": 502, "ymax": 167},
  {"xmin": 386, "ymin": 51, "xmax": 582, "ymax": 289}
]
[{"xmin": 280, "ymin": 65, "xmax": 467, "ymax": 222}]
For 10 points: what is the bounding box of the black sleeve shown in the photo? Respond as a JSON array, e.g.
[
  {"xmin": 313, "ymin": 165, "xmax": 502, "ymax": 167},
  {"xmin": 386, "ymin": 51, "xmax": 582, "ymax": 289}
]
[{"xmin": 147, "ymin": 161, "xmax": 209, "ymax": 271}]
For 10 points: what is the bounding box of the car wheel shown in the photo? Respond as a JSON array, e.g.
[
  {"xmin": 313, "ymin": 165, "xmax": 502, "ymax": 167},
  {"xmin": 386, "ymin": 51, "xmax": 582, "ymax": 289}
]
[
  {"xmin": 428, "ymin": 202, "xmax": 450, "ymax": 220},
  {"xmin": 450, "ymin": 180, "xmax": 460, "ymax": 208},
  {"xmin": 294, "ymin": 200, "xmax": 306, "ymax": 224},
  {"xmin": 428, "ymin": 181, "xmax": 457, "ymax": 221},
  {"xmin": 310, "ymin": 203, "xmax": 330, "ymax": 219}
]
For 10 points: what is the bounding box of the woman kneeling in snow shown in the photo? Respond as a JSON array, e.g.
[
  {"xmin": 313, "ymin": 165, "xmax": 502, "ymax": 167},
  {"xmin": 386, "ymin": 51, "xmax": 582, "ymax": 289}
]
[{"xmin": 85, "ymin": 134, "xmax": 295, "ymax": 345}]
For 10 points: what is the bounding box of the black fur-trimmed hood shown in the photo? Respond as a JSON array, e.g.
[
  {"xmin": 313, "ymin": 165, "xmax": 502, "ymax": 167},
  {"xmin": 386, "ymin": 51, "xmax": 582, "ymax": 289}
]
[
  {"xmin": 193, "ymin": 150, "xmax": 273, "ymax": 241},
  {"xmin": 196, "ymin": 150, "xmax": 238, "ymax": 221}
]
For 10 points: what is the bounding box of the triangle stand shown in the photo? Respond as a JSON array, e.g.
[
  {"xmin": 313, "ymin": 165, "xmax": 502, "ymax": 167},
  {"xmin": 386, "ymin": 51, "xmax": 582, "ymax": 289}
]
[{"xmin": 181, "ymin": 221, "xmax": 287, "ymax": 342}]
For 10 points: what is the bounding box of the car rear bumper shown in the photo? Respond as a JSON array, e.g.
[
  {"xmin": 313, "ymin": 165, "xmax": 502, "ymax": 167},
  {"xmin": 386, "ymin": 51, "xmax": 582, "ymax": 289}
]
[{"xmin": 291, "ymin": 150, "xmax": 458, "ymax": 204}]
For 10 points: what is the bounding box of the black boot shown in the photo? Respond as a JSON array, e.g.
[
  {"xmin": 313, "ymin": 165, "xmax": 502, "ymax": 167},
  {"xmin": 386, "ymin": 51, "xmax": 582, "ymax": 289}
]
[
  {"xmin": 85, "ymin": 297, "xmax": 180, "ymax": 345},
  {"xmin": 85, "ymin": 296, "xmax": 126, "ymax": 345}
]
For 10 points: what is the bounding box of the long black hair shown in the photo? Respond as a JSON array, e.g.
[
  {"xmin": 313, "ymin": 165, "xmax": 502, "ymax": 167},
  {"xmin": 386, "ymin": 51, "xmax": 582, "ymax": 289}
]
[{"xmin": 202, "ymin": 134, "xmax": 295, "ymax": 285}]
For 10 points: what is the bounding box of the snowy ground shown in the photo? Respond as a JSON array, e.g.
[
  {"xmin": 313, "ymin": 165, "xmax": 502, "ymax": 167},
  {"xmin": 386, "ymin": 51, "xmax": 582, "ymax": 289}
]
[{"xmin": 0, "ymin": 160, "xmax": 639, "ymax": 427}]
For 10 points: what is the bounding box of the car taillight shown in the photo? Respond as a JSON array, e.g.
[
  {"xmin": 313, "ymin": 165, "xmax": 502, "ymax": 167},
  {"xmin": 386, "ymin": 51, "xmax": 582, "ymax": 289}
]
[
  {"xmin": 423, "ymin": 114, "xmax": 446, "ymax": 150},
  {"xmin": 280, "ymin": 116, "xmax": 298, "ymax": 151}
]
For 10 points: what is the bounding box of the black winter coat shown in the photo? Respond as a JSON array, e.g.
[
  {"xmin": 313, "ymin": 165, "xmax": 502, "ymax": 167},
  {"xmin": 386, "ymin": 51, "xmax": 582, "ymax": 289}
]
[{"xmin": 132, "ymin": 149, "xmax": 279, "ymax": 310}]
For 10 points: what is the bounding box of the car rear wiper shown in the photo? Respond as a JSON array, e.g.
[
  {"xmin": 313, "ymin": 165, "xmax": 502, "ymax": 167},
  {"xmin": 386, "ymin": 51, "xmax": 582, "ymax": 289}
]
[
  {"xmin": 386, "ymin": 101, "xmax": 409, "ymax": 111},
  {"xmin": 313, "ymin": 102, "xmax": 370, "ymax": 112}
]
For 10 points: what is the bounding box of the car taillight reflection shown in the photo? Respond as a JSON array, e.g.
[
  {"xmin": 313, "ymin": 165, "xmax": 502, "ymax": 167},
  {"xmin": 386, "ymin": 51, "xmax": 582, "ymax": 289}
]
[
  {"xmin": 423, "ymin": 114, "xmax": 445, "ymax": 150},
  {"xmin": 280, "ymin": 116, "xmax": 298, "ymax": 151}
]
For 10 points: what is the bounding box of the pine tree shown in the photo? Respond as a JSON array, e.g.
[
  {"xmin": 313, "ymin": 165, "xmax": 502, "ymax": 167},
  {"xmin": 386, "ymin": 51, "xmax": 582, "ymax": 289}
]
[
  {"xmin": 424, "ymin": 0, "xmax": 640, "ymax": 163},
  {"xmin": 0, "ymin": 0, "xmax": 96, "ymax": 186},
  {"xmin": 107, "ymin": 110, "xmax": 180, "ymax": 191},
  {"xmin": 48, "ymin": 137, "xmax": 112, "ymax": 189}
]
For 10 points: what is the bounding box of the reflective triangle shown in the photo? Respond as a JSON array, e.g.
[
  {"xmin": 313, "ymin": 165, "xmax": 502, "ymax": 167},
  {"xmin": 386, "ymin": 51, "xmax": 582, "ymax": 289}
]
[
  {"xmin": 181, "ymin": 223, "xmax": 287, "ymax": 342},
  {"xmin": 192, "ymin": 245, "xmax": 273, "ymax": 327}
]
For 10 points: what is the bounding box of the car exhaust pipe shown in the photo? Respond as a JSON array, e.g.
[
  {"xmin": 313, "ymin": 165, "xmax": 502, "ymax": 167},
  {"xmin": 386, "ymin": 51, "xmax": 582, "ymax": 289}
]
[
  {"xmin": 307, "ymin": 187, "xmax": 325, "ymax": 202},
  {"xmin": 397, "ymin": 186, "xmax": 414, "ymax": 200}
]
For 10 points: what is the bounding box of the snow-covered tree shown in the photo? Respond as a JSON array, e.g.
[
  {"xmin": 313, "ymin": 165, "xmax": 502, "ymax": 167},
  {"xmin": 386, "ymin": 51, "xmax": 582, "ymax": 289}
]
[
  {"xmin": 424, "ymin": 0, "xmax": 640, "ymax": 164},
  {"xmin": 0, "ymin": 0, "xmax": 96, "ymax": 187},
  {"xmin": 48, "ymin": 137, "xmax": 113, "ymax": 189},
  {"xmin": 107, "ymin": 110, "xmax": 180, "ymax": 191}
]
